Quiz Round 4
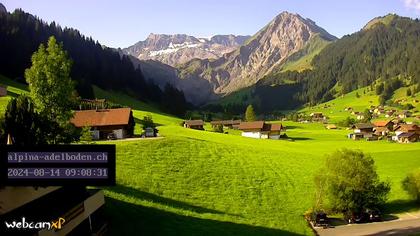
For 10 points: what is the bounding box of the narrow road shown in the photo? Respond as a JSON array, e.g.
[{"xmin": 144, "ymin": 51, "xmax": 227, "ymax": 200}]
[{"xmin": 317, "ymin": 213, "xmax": 420, "ymax": 236}]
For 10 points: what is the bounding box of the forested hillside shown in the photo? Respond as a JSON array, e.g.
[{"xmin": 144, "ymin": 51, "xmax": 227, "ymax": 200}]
[
  {"xmin": 212, "ymin": 15, "xmax": 420, "ymax": 113},
  {"xmin": 0, "ymin": 9, "xmax": 187, "ymax": 115}
]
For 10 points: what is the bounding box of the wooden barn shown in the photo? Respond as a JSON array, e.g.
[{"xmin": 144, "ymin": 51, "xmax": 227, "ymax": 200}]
[
  {"xmin": 184, "ymin": 120, "xmax": 204, "ymax": 130},
  {"xmin": 238, "ymin": 121, "xmax": 283, "ymax": 139},
  {"xmin": 71, "ymin": 108, "xmax": 133, "ymax": 140}
]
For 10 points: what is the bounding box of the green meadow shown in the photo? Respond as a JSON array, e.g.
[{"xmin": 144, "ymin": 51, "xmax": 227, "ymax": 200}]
[
  {"xmin": 94, "ymin": 88, "xmax": 420, "ymax": 235},
  {"xmin": 1, "ymin": 76, "xmax": 420, "ymax": 235}
]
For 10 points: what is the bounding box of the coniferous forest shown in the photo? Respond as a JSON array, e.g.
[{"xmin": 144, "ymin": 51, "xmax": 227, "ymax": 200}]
[{"xmin": 0, "ymin": 9, "xmax": 188, "ymax": 115}]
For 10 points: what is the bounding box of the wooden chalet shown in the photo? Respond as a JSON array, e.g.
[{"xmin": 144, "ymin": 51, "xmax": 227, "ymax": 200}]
[
  {"xmin": 238, "ymin": 121, "xmax": 283, "ymax": 139},
  {"xmin": 373, "ymin": 120, "xmax": 394, "ymax": 136},
  {"xmin": 184, "ymin": 120, "xmax": 204, "ymax": 130},
  {"xmin": 394, "ymin": 124, "xmax": 420, "ymax": 136},
  {"xmin": 397, "ymin": 132, "xmax": 419, "ymax": 143},
  {"xmin": 348, "ymin": 123, "xmax": 374, "ymax": 140},
  {"xmin": 71, "ymin": 108, "xmax": 132, "ymax": 140}
]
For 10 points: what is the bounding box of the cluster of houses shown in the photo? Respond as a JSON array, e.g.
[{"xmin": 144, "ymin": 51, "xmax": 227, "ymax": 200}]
[
  {"xmin": 348, "ymin": 120, "xmax": 419, "ymax": 143},
  {"xmin": 310, "ymin": 112, "xmax": 327, "ymax": 122},
  {"xmin": 347, "ymin": 105, "xmax": 413, "ymax": 120},
  {"xmin": 183, "ymin": 119, "xmax": 285, "ymax": 140}
]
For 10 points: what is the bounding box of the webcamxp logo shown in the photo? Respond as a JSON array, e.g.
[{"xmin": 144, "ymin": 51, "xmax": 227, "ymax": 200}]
[{"xmin": 4, "ymin": 217, "xmax": 66, "ymax": 231}]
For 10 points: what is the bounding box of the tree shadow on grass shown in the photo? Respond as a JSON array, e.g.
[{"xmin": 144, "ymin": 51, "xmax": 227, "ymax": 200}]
[
  {"xmin": 283, "ymin": 125, "xmax": 300, "ymax": 130},
  {"xmin": 287, "ymin": 137, "xmax": 313, "ymax": 141},
  {"xmin": 383, "ymin": 199, "xmax": 420, "ymax": 215},
  {"xmin": 4, "ymin": 90, "xmax": 19, "ymax": 98},
  {"xmin": 105, "ymin": 185, "xmax": 236, "ymax": 216},
  {"xmin": 104, "ymin": 197, "xmax": 302, "ymax": 236},
  {"xmin": 134, "ymin": 117, "xmax": 163, "ymax": 127}
]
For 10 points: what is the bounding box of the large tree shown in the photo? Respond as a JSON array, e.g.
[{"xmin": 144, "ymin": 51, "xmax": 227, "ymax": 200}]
[
  {"xmin": 245, "ymin": 104, "xmax": 256, "ymax": 121},
  {"xmin": 25, "ymin": 36, "xmax": 76, "ymax": 124},
  {"xmin": 1, "ymin": 95, "xmax": 79, "ymax": 145},
  {"xmin": 314, "ymin": 149, "xmax": 390, "ymax": 214}
]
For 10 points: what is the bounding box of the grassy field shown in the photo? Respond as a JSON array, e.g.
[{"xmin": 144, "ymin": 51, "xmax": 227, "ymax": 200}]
[
  {"xmin": 1, "ymin": 76, "xmax": 420, "ymax": 235},
  {"xmin": 0, "ymin": 75, "xmax": 29, "ymax": 113},
  {"xmin": 93, "ymin": 88, "xmax": 420, "ymax": 235}
]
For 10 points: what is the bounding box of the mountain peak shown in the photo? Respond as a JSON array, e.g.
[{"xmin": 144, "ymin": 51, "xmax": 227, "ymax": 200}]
[
  {"xmin": 363, "ymin": 13, "xmax": 397, "ymax": 30},
  {"xmin": 124, "ymin": 33, "xmax": 250, "ymax": 66}
]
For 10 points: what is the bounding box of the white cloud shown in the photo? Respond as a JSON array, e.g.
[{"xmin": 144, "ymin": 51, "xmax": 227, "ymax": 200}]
[{"xmin": 404, "ymin": 0, "xmax": 420, "ymax": 11}]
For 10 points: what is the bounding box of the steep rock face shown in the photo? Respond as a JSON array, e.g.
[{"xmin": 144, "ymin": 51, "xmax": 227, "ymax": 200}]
[
  {"xmin": 123, "ymin": 34, "xmax": 250, "ymax": 66},
  {"xmin": 178, "ymin": 11, "xmax": 336, "ymax": 97}
]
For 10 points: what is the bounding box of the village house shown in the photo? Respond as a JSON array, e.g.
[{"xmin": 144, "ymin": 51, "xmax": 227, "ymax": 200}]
[
  {"xmin": 373, "ymin": 120, "xmax": 394, "ymax": 133},
  {"xmin": 326, "ymin": 124, "xmax": 337, "ymax": 129},
  {"xmin": 385, "ymin": 110, "xmax": 396, "ymax": 118},
  {"xmin": 394, "ymin": 124, "xmax": 420, "ymax": 136},
  {"xmin": 71, "ymin": 108, "xmax": 133, "ymax": 140},
  {"xmin": 397, "ymin": 132, "xmax": 419, "ymax": 143},
  {"xmin": 238, "ymin": 121, "xmax": 283, "ymax": 139},
  {"xmin": 210, "ymin": 120, "xmax": 241, "ymax": 129},
  {"xmin": 356, "ymin": 114, "xmax": 365, "ymax": 120},
  {"xmin": 348, "ymin": 123, "xmax": 374, "ymax": 140},
  {"xmin": 0, "ymin": 85, "xmax": 7, "ymax": 97},
  {"xmin": 398, "ymin": 110, "xmax": 412, "ymax": 119},
  {"xmin": 310, "ymin": 112, "xmax": 324, "ymax": 121},
  {"xmin": 374, "ymin": 108, "xmax": 385, "ymax": 115},
  {"xmin": 184, "ymin": 120, "xmax": 204, "ymax": 130},
  {"xmin": 374, "ymin": 127, "xmax": 389, "ymax": 136}
]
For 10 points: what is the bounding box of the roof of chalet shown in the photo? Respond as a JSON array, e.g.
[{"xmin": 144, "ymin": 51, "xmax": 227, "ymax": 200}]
[
  {"xmin": 373, "ymin": 120, "xmax": 392, "ymax": 127},
  {"xmin": 239, "ymin": 121, "xmax": 283, "ymax": 132},
  {"xmin": 352, "ymin": 123, "xmax": 374, "ymax": 129},
  {"xmin": 398, "ymin": 132, "xmax": 417, "ymax": 138},
  {"xmin": 374, "ymin": 127, "xmax": 389, "ymax": 132},
  {"xmin": 71, "ymin": 108, "xmax": 131, "ymax": 128},
  {"xmin": 239, "ymin": 121, "xmax": 265, "ymax": 130},
  {"xmin": 184, "ymin": 120, "xmax": 204, "ymax": 126},
  {"xmin": 267, "ymin": 123, "xmax": 283, "ymax": 132},
  {"xmin": 395, "ymin": 124, "xmax": 419, "ymax": 131}
]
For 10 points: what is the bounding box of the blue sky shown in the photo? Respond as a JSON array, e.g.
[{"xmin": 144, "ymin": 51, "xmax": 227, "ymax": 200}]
[{"xmin": 2, "ymin": 0, "xmax": 419, "ymax": 48}]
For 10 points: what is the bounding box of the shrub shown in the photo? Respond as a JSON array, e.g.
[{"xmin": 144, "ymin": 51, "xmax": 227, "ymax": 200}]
[
  {"xmin": 80, "ymin": 126, "xmax": 93, "ymax": 143},
  {"xmin": 213, "ymin": 124, "xmax": 224, "ymax": 133},
  {"xmin": 314, "ymin": 149, "xmax": 390, "ymax": 215},
  {"xmin": 402, "ymin": 169, "xmax": 420, "ymax": 202},
  {"xmin": 337, "ymin": 117, "xmax": 356, "ymax": 127}
]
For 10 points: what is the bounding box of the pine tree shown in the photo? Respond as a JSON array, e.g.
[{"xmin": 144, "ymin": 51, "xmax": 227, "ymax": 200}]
[
  {"xmin": 245, "ymin": 105, "xmax": 256, "ymax": 121},
  {"xmin": 407, "ymin": 88, "xmax": 412, "ymax": 97}
]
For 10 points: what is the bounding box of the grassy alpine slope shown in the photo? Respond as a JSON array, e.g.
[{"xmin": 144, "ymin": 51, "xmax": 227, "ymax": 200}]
[
  {"xmin": 94, "ymin": 88, "xmax": 420, "ymax": 235},
  {"xmin": 1, "ymin": 76, "xmax": 420, "ymax": 235}
]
